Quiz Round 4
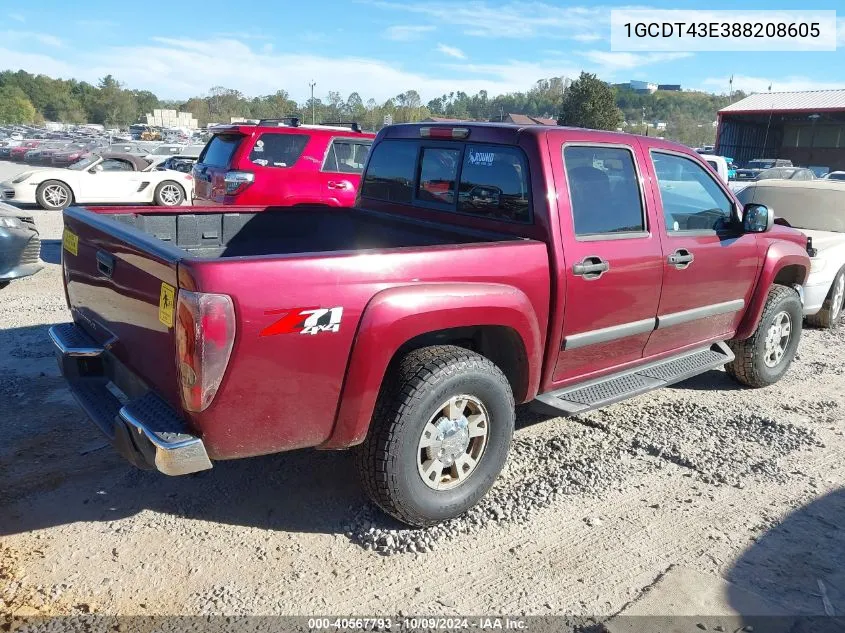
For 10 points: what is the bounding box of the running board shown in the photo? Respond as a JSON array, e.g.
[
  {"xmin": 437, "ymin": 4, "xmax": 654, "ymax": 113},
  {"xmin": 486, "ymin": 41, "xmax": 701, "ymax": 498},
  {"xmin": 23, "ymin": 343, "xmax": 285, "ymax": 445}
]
[{"xmin": 533, "ymin": 342, "xmax": 734, "ymax": 415}]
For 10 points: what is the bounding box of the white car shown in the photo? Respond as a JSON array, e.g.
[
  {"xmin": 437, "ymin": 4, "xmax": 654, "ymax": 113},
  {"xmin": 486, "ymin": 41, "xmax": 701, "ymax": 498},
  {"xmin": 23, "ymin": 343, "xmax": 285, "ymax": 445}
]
[
  {"xmin": 1, "ymin": 152, "xmax": 194, "ymax": 210},
  {"xmin": 737, "ymin": 179, "xmax": 845, "ymax": 328}
]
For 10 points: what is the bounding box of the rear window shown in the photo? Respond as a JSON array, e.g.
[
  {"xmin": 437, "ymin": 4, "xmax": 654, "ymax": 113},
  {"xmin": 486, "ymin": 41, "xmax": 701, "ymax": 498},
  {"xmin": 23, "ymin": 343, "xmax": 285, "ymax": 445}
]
[
  {"xmin": 362, "ymin": 140, "xmax": 531, "ymax": 222},
  {"xmin": 248, "ymin": 133, "xmax": 309, "ymax": 168},
  {"xmin": 361, "ymin": 140, "xmax": 417, "ymax": 203},
  {"xmin": 200, "ymin": 134, "xmax": 242, "ymax": 168}
]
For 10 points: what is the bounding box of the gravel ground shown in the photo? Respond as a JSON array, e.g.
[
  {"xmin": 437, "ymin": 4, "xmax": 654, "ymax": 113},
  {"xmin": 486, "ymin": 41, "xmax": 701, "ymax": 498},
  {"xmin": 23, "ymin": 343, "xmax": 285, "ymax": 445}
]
[{"xmin": 1, "ymin": 159, "xmax": 844, "ymax": 621}]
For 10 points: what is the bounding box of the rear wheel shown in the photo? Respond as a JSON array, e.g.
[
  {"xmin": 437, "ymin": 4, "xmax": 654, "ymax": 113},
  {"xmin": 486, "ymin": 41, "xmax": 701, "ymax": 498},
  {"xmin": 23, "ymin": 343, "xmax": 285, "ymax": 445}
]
[
  {"xmin": 806, "ymin": 268, "xmax": 845, "ymax": 329},
  {"xmin": 35, "ymin": 180, "xmax": 72, "ymax": 210},
  {"xmin": 153, "ymin": 181, "xmax": 185, "ymax": 206},
  {"xmin": 726, "ymin": 284, "xmax": 802, "ymax": 388},
  {"xmin": 355, "ymin": 345, "xmax": 515, "ymax": 527}
]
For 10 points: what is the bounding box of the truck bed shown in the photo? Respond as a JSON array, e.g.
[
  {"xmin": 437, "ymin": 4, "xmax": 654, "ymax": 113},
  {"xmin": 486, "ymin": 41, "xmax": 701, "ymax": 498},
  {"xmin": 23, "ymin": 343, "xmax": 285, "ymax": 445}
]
[{"xmin": 99, "ymin": 206, "xmax": 517, "ymax": 258}]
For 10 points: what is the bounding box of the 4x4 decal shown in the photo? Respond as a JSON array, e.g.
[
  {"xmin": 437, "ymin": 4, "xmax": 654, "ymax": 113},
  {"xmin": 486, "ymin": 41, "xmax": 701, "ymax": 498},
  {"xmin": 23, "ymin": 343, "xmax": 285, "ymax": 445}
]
[{"xmin": 260, "ymin": 307, "xmax": 343, "ymax": 337}]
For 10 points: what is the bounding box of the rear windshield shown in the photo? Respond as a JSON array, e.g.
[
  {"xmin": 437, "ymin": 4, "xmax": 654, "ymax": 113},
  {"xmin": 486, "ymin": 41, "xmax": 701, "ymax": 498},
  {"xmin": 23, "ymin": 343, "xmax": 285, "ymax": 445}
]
[
  {"xmin": 361, "ymin": 140, "xmax": 531, "ymax": 223},
  {"xmin": 199, "ymin": 134, "xmax": 242, "ymax": 168}
]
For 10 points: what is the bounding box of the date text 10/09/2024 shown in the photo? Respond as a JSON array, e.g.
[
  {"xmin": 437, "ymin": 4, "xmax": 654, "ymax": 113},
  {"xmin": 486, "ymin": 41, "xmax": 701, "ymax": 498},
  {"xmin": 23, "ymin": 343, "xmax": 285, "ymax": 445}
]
[{"xmin": 307, "ymin": 617, "xmax": 528, "ymax": 630}]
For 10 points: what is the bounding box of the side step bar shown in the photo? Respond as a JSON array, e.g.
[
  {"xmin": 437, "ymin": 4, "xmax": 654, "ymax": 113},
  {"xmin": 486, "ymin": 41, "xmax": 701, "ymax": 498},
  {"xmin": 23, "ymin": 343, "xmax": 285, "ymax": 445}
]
[{"xmin": 534, "ymin": 342, "xmax": 735, "ymax": 415}]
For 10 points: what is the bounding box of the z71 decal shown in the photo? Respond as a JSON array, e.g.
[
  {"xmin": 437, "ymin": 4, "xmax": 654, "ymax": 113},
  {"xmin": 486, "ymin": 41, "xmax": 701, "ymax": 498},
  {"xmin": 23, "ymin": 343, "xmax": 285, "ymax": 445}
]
[{"xmin": 260, "ymin": 307, "xmax": 344, "ymax": 337}]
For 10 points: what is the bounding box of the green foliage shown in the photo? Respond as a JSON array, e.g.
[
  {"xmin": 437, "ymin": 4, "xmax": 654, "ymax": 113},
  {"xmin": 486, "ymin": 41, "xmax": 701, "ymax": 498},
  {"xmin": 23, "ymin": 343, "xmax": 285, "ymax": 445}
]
[
  {"xmin": 0, "ymin": 86, "xmax": 37, "ymax": 124},
  {"xmin": 558, "ymin": 72, "xmax": 622, "ymax": 131},
  {"xmin": 0, "ymin": 68, "xmax": 736, "ymax": 145}
]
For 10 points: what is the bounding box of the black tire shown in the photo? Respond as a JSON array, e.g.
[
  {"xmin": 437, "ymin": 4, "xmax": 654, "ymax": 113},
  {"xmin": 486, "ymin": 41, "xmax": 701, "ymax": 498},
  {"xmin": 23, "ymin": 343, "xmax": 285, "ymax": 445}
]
[
  {"xmin": 35, "ymin": 180, "xmax": 72, "ymax": 210},
  {"xmin": 153, "ymin": 181, "xmax": 185, "ymax": 206},
  {"xmin": 726, "ymin": 284, "xmax": 803, "ymax": 388},
  {"xmin": 355, "ymin": 345, "xmax": 515, "ymax": 527},
  {"xmin": 806, "ymin": 268, "xmax": 845, "ymax": 329}
]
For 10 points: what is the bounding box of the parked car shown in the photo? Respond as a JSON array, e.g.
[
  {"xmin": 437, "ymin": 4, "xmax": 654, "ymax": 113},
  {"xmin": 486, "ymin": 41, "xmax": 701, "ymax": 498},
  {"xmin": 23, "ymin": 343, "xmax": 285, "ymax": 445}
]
[
  {"xmin": 51, "ymin": 143, "xmax": 98, "ymax": 167},
  {"xmin": 9, "ymin": 141, "xmax": 41, "ymax": 161},
  {"xmin": 192, "ymin": 118, "xmax": 375, "ymax": 206},
  {"xmin": 737, "ymin": 179, "xmax": 845, "ymax": 328},
  {"xmin": 755, "ymin": 167, "xmax": 816, "ymax": 181},
  {"xmin": 700, "ymin": 154, "xmax": 729, "ymax": 184},
  {"xmin": 0, "ymin": 201, "xmax": 42, "ymax": 288},
  {"xmin": 822, "ymin": 171, "xmax": 845, "ymax": 181},
  {"xmin": 51, "ymin": 123, "xmax": 811, "ymax": 527},
  {"xmin": 734, "ymin": 158, "xmax": 793, "ymax": 181},
  {"xmin": 156, "ymin": 155, "xmax": 198, "ymax": 173},
  {"xmin": 1, "ymin": 152, "xmax": 194, "ymax": 209}
]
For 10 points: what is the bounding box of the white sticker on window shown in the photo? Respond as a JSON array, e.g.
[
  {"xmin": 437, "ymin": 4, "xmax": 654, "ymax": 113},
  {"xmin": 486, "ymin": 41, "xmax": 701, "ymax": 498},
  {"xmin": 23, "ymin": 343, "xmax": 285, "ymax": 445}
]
[{"xmin": 468, "ymin": 149, "xmax": 495, "ymax": 167}]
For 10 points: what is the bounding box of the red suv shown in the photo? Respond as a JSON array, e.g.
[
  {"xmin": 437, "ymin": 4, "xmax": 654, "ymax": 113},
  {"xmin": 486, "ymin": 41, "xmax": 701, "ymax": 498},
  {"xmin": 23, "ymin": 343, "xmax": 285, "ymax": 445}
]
[{"xmin": 192, "ymin": 118, "xmax": 375, "ymax": 206}]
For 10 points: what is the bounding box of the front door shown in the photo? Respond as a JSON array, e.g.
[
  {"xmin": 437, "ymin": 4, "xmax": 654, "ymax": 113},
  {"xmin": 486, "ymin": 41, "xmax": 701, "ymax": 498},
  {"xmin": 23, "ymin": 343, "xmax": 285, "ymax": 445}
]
[
  {"xmin": 548, "ymin": 134, "xmax": 665, "ymax": 385},
  {"xmin": 79, "ymin": 158, "xmax": 140, "ymax": 202},
  {"xmin": 642, "ymin": 149, "xmax": 761, "ymax": 356}
]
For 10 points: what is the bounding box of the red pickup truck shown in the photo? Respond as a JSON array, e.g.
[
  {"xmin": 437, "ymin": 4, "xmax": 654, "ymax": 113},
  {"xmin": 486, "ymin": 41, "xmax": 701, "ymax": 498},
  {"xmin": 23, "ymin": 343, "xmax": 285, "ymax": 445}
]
[
  {"xmin": 192, "ymin": 118, "xmax": 375, "ymax": 207},
  {"xmin": 52, "ymin": 123, "xmax": 812, "ymax": 527}
]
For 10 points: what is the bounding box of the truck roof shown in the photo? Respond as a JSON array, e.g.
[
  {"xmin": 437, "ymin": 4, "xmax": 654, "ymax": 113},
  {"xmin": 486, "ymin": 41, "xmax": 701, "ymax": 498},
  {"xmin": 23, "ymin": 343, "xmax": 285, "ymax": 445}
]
[{"xmin": 378, "ymin": 122, "xmax": 693, "ymax": 153}]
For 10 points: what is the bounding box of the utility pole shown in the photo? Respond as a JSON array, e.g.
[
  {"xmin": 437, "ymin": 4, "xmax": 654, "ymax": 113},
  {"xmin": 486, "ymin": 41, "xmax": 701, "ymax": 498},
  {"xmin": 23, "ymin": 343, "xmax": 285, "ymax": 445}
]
[
  {"xmin": 309, "ymin": 80, "xmax": 316, "ymax": 124},
  {"xmin": 728, "ymin": 75, "xmax": 733, "ymax": 101}
]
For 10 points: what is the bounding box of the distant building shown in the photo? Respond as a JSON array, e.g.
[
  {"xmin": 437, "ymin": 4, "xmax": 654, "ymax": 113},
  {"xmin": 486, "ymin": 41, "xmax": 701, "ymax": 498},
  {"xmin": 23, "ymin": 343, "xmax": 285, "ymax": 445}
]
[
  {"xmin": 717, "ymin": 88, "xmax": 845, "ymax": 170},
  {"xmin": 629, "ymin": 80, "xmax": 658, "ymax": 94},
  {"xmin": 658, "ymin": 84, "xmax": 682, "ymax": 92},
  {"xmin": 653, "ymin": 121, "xmax": 667, "ymax": 131},
  {"xmin": 145, "ymin": 109, "xmax": 199, "ymax": 130},
  {"xmin": 500, "ymin": 113, "xmax": 557, "ymax": 125}
]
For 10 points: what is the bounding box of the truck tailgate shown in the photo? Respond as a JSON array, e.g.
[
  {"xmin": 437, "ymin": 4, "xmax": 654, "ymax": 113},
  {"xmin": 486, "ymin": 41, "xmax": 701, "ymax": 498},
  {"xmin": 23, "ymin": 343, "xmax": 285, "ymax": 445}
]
[{"xmin": 62, "ymin": 207, "xmax": 182, "ymax": 409}]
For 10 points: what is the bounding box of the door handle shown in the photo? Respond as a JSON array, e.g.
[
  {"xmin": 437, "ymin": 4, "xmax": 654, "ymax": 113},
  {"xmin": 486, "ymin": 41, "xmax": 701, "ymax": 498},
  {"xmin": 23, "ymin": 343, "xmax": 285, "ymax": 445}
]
[
  {"xmin": 96, "ymin": 251, "xmax": 115, "ymax": 278},
  {"xmin": 327, "ymin": 180, "xmax": 351, "ymax": 190},
  {"xmin": 668, "ymin": 248, "xmax": 695, "ymax": 269},
  {"xmin": 573, "ymin": 256, "xmax": 610, "ymax": 279}
]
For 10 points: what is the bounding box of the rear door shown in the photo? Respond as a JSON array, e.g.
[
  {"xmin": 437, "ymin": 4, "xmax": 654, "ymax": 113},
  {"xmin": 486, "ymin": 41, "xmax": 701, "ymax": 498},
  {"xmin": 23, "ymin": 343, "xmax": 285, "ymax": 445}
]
[
  {"xmin": 548, "ymin": 133, "xmax": 664, "ymax": 384},
  {"xmin": 642, "ymin": 148, "xmax": 760, "ymax": 356},
  {"xmin": 237, "ymin": 131, "xmax": 317, "ymax": 204},
  {"xmin": 193, "ymin": 133, "xmax": 245, "ymax": 202},
  {"xmin": 319, "ymin": 137, "xmax": 373, "ymax": 206}
]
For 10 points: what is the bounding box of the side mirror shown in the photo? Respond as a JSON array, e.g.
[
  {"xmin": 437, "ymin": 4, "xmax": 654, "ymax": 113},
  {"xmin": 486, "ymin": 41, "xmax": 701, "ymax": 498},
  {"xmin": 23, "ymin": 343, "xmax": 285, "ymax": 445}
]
[
  {"xmin": 743, "ymin": 203, "xmax": 774, "ymax": 233},
  {"xmin": 89, "ymin": 164, "xmax": 103, "ymax": 174}
]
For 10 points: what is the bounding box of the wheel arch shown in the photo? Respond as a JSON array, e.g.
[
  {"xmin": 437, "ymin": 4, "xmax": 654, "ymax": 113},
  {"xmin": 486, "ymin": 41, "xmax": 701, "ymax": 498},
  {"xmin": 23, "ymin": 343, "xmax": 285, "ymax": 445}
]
[
  {"xmin": 36, "ymin": 178, "xmax": 76, "ymax": 205},
  {"xmin": 734, "ymin": 243, "xmax": 809, "ymax": 340},
  {"xmin": 320, "ymin": 282, "xmax": 544, "ymax": 450}
]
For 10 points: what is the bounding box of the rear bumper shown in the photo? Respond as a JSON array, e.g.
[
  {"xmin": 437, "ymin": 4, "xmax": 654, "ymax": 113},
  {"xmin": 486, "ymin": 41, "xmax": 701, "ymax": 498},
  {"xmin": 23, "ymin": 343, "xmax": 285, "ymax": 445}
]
[{"xmin": 48, "ymin": 322, "xmax": 212, "ymax": 476}]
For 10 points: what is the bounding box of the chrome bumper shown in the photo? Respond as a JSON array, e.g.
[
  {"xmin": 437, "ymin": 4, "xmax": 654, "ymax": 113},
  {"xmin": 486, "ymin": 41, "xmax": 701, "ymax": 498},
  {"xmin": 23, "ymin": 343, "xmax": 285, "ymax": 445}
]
[{"xmin": 48, "ymin": 323, "xmax": 212, "ymax": 476}]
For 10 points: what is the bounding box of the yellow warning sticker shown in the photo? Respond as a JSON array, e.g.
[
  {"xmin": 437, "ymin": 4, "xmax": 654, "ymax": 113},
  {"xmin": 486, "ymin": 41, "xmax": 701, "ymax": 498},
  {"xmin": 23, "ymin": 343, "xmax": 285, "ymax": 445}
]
[
  {"xmin": 158, "ymin": 283, "xmax": 176, "ymax": 328},
  {"xmin": 62, "ymin": 228, "xmax": 78, "ymax": 256}
]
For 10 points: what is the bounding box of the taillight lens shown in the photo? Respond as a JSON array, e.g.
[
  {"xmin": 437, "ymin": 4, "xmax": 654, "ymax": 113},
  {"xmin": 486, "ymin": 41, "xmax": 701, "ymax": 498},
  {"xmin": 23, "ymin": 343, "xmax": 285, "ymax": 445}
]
[
  {"xmin": 175, "ymin": 290, "xmax": 236, "ymax": 412},
  {"xmin": 223, "ymin": 170, "xmax": 254, "ymax": 195}
]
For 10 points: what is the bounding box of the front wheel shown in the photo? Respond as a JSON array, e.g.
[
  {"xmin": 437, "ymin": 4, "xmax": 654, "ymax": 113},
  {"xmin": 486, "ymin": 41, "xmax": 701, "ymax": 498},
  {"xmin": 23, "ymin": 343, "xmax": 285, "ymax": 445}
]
[
  {"xmin": 153, "ymin": 181, "xmax": 185, "ymax": 206},
  {"xmin": 35, "ymin": 180, "xmax": 72, "ymax": 210},
  {"xmin": 806, "ymin": 268, "xmax": 845, "ymax": 329},
  {"xmin": 355, "ymin": 345, "xmax": 515, "ymax": 527},
  {"xmin": 726, "ymin": 284, "xmax": 803, "ymax": 388}
]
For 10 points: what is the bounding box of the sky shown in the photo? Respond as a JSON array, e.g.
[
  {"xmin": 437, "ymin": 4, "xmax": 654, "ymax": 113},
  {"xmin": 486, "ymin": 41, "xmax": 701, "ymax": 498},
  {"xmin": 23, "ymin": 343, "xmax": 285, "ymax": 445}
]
[{"xmin": 2, "ymin": 0, "xmax": 845, "ymax": 103}]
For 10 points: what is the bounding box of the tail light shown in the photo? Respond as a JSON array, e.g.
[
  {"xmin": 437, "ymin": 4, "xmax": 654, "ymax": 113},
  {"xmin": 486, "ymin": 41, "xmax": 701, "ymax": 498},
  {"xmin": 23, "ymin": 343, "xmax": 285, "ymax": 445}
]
[
  {"xmin": 223, "ymin": 170, "xmax": 254, "ymax": 195},
  {"xmin": 175, "ymin": 290, "xmax": 236, "ymax": 412}
]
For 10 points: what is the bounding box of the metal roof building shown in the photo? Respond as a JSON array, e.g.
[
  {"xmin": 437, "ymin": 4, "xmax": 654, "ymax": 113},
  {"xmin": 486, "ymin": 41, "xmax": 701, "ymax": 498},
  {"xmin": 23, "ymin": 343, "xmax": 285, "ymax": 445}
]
[{"xmin": 716, "ymin": 89, "xmax": 845, "ymax": 171}]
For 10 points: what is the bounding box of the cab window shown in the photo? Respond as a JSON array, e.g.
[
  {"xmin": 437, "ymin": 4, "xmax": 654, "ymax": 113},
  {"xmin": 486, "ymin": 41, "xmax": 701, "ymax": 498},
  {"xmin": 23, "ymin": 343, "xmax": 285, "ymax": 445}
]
[
  {"xmin": 652, "ymin": 152, "xmax": 734, "ymax": 232},
  {"xmin": 563, "ymin": 145, "xmax": 645, "ymax": 237}
]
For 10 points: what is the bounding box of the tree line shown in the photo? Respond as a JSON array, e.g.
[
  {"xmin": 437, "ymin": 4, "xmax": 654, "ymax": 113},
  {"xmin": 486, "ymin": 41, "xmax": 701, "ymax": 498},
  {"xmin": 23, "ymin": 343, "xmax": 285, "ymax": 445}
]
[{"xmin": 0, "ymin": 69, "xmax": 744, "ymax": 146}]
